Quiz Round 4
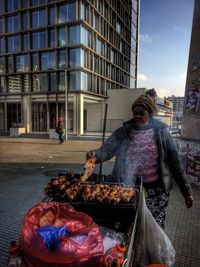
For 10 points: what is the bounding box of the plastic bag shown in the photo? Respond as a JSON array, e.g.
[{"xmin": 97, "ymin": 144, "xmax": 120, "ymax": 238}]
[
  {"xmin": 19, "ymin": 202, "xmax": 104, "ymax": 267},
  {"xmin": 133, "ymin": 187, "xmax": 175, "ymax": 267},
  {"xmin": 99, "ymin": 226, "xmax": 125, "ymax": 253}
]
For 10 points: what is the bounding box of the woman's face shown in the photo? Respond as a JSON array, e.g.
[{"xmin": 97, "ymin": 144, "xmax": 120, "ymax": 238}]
[{"xmin": 132, "ymin": 106, "xmax": 150, "ymax": 126}]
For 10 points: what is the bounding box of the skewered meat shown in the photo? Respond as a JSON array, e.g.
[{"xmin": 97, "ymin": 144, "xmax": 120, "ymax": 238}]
[
  {"xmin": 65, "ymin": 181, "xmax": 82, "ymax": 200},
  {"xmin": 81, "ymin": 158, "xmax": 96, "ymax": 181},
  {"xmin": 121, "ymin": 188, "xmax": 135, "ymax": 202},
  {"xmin": 82, "ymin": 185, "xmax": 95, "ymax": 201},
  {"xmin": 82, "ymin": 184, "xmax": 135, "ymax": 204}
]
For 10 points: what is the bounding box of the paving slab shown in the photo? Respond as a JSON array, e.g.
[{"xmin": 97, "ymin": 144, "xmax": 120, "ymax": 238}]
[{"xmin": 0, "ymin": 137, "xmax": 199, "ymax": 266}]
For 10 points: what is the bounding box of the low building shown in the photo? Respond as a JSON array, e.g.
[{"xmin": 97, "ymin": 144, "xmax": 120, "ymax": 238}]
[{"xmin": 167, "ymin": 95, "xmax": 184, "ymax": 128}]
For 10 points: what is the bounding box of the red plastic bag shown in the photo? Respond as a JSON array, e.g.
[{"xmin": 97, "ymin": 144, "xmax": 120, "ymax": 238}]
[{"xmin": 19, "ymin": 202, "xmax": 104, "ymax": 267}]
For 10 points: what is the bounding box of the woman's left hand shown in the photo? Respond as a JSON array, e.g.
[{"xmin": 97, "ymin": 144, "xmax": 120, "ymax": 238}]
[{"xmin": 185, "ymin": 195, "xmax": 193, "ymax": 208}]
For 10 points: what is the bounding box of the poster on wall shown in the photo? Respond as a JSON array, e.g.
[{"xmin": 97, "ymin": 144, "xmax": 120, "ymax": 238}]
[
  {"xmin": 185, "ymin": 80, "xmax": 200, "ymax": 114},
  {"xmin": 187, "ymin": 146, "xmax": 200, "ymax": 189},
  {"xmin": 190, "ymin": 54, "xmax": 200, "ymax": 72}
]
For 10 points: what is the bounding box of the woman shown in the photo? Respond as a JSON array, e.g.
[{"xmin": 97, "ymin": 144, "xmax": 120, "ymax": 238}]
[
  {"xmin": 86, "ymin": 89, "xmax": 193, "ymax": 228},
  {"xmin": 56, "ymin": 116, "xmax": 64, "ymax": 144}
]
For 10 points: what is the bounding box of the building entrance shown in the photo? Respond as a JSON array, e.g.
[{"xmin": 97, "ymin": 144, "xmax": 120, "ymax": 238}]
[
  {"xmin": 7, "ymin": 103, "xmax": 21, "ymax": 129},
  {"xmin": 32, "ymin": 103, "xmax": 47, "ymax": 132}
]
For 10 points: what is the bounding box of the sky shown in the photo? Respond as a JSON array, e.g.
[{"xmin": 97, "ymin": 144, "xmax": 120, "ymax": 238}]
[{"xmin": 137, "ymin": 0, "xmax": 195, "ymax": 97}]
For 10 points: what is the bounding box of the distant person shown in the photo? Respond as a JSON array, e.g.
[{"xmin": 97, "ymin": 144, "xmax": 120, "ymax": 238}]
[
  {"xmin": 86, "ymin": 89, "xmax": 193, "ymax": 229},
  {"xmin": 56, "ymin": 116, "xmax": 64, "ymax": 144}
]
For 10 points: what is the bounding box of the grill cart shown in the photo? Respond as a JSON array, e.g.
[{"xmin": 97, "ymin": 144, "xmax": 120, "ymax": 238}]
[{"xmin": 42, "ymin": 171, "xmax": 140, "ymax": 267}]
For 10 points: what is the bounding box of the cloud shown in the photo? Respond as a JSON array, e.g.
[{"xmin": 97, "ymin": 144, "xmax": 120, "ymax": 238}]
[
  {"xmin": 173, "ymin": 26, "xmax": 184, "ymax": 32},
  {"xmin": 137, "ymin": 72, "xmax": 187, "ymax": 97},
  {"xmin": 138, "ymin": 73, "xmax": 148, "ymax": 80},
  {"xmin": 139, "ymin": 34, "xmax": 152, "ymax": 43}
]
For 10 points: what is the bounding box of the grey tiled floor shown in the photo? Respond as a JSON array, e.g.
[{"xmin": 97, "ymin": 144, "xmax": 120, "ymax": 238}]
[{"xmin": 0, "ymin": 163, "xmax": 199, "ymax": 266}]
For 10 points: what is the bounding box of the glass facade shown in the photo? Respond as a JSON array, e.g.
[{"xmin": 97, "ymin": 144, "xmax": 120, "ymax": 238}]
[
  {"xmin": 0, "ymin": 0, "xmax": 139, "ymax": 131},
  {"xmin": 0, "ymin": 0, "xmax": 139, "ymax": 95}
]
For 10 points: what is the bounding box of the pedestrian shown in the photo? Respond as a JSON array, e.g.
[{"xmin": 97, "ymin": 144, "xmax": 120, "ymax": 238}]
[
  {"xmin": 86, "ymin": 89, "xmax": 193, "ymax": 229},
  {"xmin": 56, "ymin": 116, "xmax": 64, "ymax": 144}
]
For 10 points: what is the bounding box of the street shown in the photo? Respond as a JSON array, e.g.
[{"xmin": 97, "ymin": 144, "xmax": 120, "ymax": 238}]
[{"xmin": 0, "ymin": 137, "xmax": 200, "ymax": 266}]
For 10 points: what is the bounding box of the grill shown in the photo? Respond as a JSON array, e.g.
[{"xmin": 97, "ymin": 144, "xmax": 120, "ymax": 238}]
[{"xmin": 44, "ymin": 172, "xmax": 139, "ymax": 223}]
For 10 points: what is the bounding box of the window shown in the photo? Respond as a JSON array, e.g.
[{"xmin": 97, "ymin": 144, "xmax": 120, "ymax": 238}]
[
  {"xmin": 22, "ymin": 75, "xmax": 29, "ymax": 92},
  {"xmin": 69, "ymin": 25, "xmax": 80, "ymax": 45},
  {"xmin": 116, "ymin": 21, "xmax": 120, "ymax": 33},
  {"xmin": 96, "ymin": 38, "xmax": 101, "ymax": 54},
  {"xmin": 58, "ymin": 71, "xmax": 65, "ymax": 91},
  {"xmin": 0, "ymin": 0, "xmax": 3, "ymax": 15},
  {"xmin": 58, "ymin": 4, "xmax": 67, "ymax": 23},
  {"xmin": 81, "ymin": 71, "xmax": 91, "ymax": 91},
  {"xmin": 0, "ymin": 57, "xmax": 4, "ymax": 73},
  {"xmin": 49, "ymin": 72, "xmax": 56, "ymax": 92},
  {"xmin": 7, "ymin": 35, "xmax": 20, "ymax": 52},
  {"xmin": 81, "ymin": 26, "xmax": 89, "ymax": 46},
  {"xmin": 31, "ymin": 9, "xmax": 46, "ymax": 28},
  {"xmin": 58, "ymin": 50, "xmax": 66, "ymax": 68},
  {"xmin": 133, "ymin": 0, "xmax": 137, "ymax": 12},
  {"xmin": 0, "ymin": 38, "xmax": 3, "ymax": 53},
  {"xmin": 58, "ymin": 27, "xmax": 66, "ymax": 46},
  {"xmin": 39, "ymin": 73, "xmax": 47, "ymax": 92},
  {"xmin": 0, "ymin": 19, "xmax": 2, "ymax": 34},
  {"xmin": 6, "ymin": 0, "xmax": 18, "ymax": 12},
  {"xmin": 6, "ymin": 15, "xmax": 19, "ymax": 32},
  {"xmin": 58, "ymin": 2, "xmax": 76, "ymax": 22},
  {"xmin": 69, "ymin": 71, "xmax": 90, "ymax": 91},
  {"xmin": 15, "ymin": 55, "xmax": 29, "ymax": 72},
  {"xmin": 67, "ymin": 2, "xmax": 76, "ymax": 21},
  {"xmin": 0, "ymin": 77, "xmax": 6, "ymax": 93},
  {"xmin": 49, "ymin": 29, "xmax": 55, "ymax": 48},
  {"xmin": 69, "ymin": 71, "xmax": 80, "ymax": 91},
  {"xmin": 8, "ymin": 75, "xmax": 21, "ymax": 93},
  {"xmin": 22, "ymin": 34, "xmax": 28, "ymax": 51},
  {"xmin": 32, "ymin": 74, "xmax": 39, "ymax": 91},
  {"xmin": 41, "ymin": 52, "xmax": 56, "ymax": 70},
  {"xmin": 32, "ymin": 53, "xmax": 39, "ymax": 71},
  {"xmin": 22, "ymin": 13, "xmax": 28, "ymax": 30},
  {"xmin": 31, "ymin": 0, "xmax": 46, "ymax": 6},
  {"xmin": 49, "ymin": 7, "xmax": 56, "ymax": 25},
  {"xmin": 21, "ymin": 0, "xmax": 28, "ymax": 9},
  {"xmin": 31, "ymin": 31, "xmax": 46, "ymax": 49},
  {"xmin": 131, "ymin": 24, "xmax": 137, "ymax": 40},
  {"xmin": 7, "ymin": 56, "xmax": 13, "ymax": 73},
  {"xmin": 69, "ymin": 48, "xmax": 84, "ymax": 68}
]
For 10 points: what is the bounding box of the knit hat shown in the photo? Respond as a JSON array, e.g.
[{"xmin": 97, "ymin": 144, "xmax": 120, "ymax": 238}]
[{"xmin": 132, "ymin": 89, "xmax": 158, "ymax": 114}]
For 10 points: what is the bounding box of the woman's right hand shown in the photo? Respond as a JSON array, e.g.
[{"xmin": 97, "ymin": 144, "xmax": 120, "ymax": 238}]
[{"xmin": 86, "ymin": 151, "xmax": 96, "ymax": 160}]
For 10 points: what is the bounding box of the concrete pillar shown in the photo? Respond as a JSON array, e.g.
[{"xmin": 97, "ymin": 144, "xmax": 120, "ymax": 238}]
[
  {"xmin": 22, "ymin": 95, "xmax": 30, "ymax": 133},
  {"xmin": 75, "ymin": 93, "xmax": 84, "ymax": 135},
  {"xmin": 72, "ymin": 95, "xmax": 76, "ymax": 134},
  {"xmin": 181, "ymin": 0, "xmax": 200, "ymax": 141},
  {"xmin": 79, "ymin": 94, "xmax": 84, "ymax": 135}
]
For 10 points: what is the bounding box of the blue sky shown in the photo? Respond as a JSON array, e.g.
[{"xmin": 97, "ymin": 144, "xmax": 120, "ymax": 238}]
[{"xmin": 137, "ymin": 0, "xmax": 195, "ymax": 97}]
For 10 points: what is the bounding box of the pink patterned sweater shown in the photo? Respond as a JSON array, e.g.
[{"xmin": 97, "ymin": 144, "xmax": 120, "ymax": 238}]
[{"xmin": 126, "ymin": 128, "xmax": 159, "ymax": 183}]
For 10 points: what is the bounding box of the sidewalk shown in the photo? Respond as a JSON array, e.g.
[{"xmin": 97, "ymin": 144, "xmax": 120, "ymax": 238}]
[{"xmin": 0, "ymin": 137, "xmax": 200, "ymax": 266}]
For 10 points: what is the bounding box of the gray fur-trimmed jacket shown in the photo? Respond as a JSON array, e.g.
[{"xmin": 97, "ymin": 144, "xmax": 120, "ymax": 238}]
[{"xmin": 95, "ymin": 118, "xmax": 192, "ymax": 197}]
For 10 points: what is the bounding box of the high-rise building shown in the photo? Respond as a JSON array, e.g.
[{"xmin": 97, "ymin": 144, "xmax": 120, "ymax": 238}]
[
  {"xmin": 167, "ymin": 95, "xmax": 184, "ymax": 127},
  {"xmin": 0, "ymin": 0, "xmax": 140, "ymax": 136},
  {"xmin": 181, "ymin": 0, "xmax": 200, "ymax": 141}
]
